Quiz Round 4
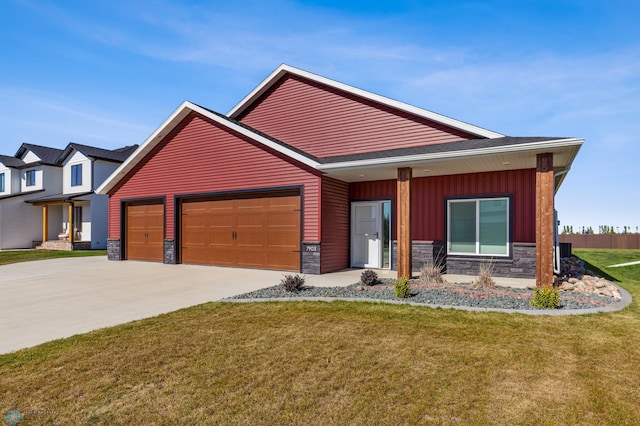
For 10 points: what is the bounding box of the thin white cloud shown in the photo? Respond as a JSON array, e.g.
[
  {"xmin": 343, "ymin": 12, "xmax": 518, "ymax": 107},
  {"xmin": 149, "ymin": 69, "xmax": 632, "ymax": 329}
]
[{"xmin": 0, "ymin": 87, "xmax": 155, "ymax": 150}]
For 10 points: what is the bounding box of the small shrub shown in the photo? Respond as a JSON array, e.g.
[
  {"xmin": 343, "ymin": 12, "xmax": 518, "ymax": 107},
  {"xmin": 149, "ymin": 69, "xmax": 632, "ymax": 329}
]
[
  {"xmin": 360, "ymin": 269, "xmax": 378, "ymax": 286},
  {"xmin": 530, "ymin": 287, "xmax": 560, "ymax": 309},
  {"xmin": 419, "ymin": 263, "xmax": 444, "ymax": 285},
  {"xmin": 473, "ymin": 261, "xmax": 496, "ymax": 289},
  {"xmin": 394, "ymin": 276, "xmax": 411, "ymax": 298},
  {"xmin": 420, "ymin": 247, "xmax": 447, "ymax": 286},
  {"xmin": 281, "ymin": 274, "xmax": 305, "ymax": 293}
]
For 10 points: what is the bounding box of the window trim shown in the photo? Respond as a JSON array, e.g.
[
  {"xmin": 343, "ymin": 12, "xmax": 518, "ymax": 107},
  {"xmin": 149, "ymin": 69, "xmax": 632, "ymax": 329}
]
[
  {"xmin": 446, "ymin": 196, "xmax": 512, "ymax": 258},
  {"xmin": 71, "ymin": 164, "xmax": 82, "ymax": 186},
  {"xmin": 25, "ymin": 170, "xmax": 36, "ymax": 187}
]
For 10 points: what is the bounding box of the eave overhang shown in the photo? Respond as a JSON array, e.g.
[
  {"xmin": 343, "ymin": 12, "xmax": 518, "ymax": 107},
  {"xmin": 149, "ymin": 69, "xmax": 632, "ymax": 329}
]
[
  {"xmin": 25, "ymin": 191, "xmax": 95, "ymax": 205},
  {"xmin": 318, "ymin": 137, "xmax": 583, "ymax": 193}
]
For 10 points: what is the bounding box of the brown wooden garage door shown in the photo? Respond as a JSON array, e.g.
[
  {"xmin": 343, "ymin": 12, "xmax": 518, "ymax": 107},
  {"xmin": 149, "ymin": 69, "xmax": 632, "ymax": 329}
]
[
  {"xmin": 126, "ymin": 203, "xmax": 164, "ymax": 262},
  {"xmin": 181, "ymin": 194, "xmax": 300, "ymax": 270}
]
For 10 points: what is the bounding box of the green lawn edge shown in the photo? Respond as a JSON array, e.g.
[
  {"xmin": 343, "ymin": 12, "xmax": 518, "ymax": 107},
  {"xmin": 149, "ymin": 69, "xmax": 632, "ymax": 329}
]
[{"xmin": 0, "ymin": 249, "xmax": 106, "ymax": 266}]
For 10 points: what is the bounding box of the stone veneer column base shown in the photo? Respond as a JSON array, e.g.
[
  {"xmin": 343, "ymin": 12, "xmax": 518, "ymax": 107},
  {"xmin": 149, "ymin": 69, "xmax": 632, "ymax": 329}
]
[
  {"xmin": 301, "ymin": 242, "xmax": 321, "ymax": 274},
  {"xmin": 164, "ymin": 239, "xmax": 176, "ymax": 264},
  {"xmin": 107, "ymin": 239, "xmax": 121, "ymax": 261}
]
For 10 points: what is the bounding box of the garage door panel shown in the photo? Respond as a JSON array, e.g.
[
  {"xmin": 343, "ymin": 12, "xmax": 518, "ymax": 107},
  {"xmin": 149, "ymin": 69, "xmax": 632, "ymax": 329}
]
[
  {"xmin": 181, "ymin": 231, "xmax": 207, "ymax": 245},
  {"xmin": 268, "ymin": 252, "xmax": 300, "ymax": 270},
  {"xmin": 126, "ymin": 203, "xmax": 164, "ymax": 262},
  {"xmin": 180, "ymin": 194, "xmax": 300, "ymax": 270},
  {"xmin": 184, "ymin": 248, "xmax": 235, "ymax": 266},
  {"xmin": 181, "ymin": 214, "xmax": 208, "ymax": 227},
  {"xmin": 269, "ymin": 214, "xmax": 299, "ymax": 227},
  {"xmin": 236, "ymin": 250, "xmax": 268, "ymax": 268},
  {"xmin": 207, "ymin": 231, "xmax": 235, "ymax": 246},
  {"xmin": 268, "ymin": 231, "xmax": 299, "ymax": 247}
]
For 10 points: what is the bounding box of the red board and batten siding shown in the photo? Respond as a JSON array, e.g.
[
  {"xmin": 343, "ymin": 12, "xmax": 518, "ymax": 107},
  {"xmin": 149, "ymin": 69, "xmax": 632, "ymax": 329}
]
[
  {"xmin": 108, "ymin": 112, "xmax": 322, "ymax": 241},
  {"xmin": 237, "ymin": 74, "xmax": 479, "ymax": 158},
  {"xmin": 349, "ymin": 169, "xmax": 537, "ymax": 243},
  {"xmin": 320, "ymin": 176, "xmax": 350, "ymax": 273}
]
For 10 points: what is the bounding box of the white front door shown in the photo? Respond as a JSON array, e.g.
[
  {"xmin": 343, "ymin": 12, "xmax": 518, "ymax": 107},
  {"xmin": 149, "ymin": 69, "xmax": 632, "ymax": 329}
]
[{"xmin": 351, "ymin": 202, "xmax": 381, "ymax": 268}]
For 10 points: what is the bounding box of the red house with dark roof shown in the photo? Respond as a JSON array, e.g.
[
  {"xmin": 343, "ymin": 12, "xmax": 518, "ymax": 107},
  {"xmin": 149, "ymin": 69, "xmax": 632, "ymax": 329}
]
[{"xmin": 97, "ymin": 65, "xmax": 583, "ymax": 286}]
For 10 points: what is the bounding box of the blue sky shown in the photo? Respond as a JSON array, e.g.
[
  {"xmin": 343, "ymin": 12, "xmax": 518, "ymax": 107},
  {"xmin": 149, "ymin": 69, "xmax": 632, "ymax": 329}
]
[{"xmin": 1, "ymin": 0, "xmax": 638, "ymax": 231}]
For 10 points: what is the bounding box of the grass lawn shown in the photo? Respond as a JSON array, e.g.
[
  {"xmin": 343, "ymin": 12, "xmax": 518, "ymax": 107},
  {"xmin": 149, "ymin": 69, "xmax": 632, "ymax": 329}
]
[
  {"xmin": 0, "ymin": 249, "xmax": 106, "ymax": 266},
  {"xmin": 1, "ymin": 249, "xmax": 639, "ymax": 424}
]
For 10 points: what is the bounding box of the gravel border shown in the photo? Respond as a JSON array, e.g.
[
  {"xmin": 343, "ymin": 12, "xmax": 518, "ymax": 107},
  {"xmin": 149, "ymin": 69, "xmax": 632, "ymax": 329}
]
[{"xmin": 222, "ymin": 281, "xmax": 632, "ymax": 316}]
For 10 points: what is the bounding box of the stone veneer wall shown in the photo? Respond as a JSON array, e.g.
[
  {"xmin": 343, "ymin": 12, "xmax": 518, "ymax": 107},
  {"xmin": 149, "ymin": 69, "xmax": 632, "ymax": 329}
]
[
  {"xmin": 301, "ymin": 242, "xmax": 321, "ymax": 274},
  {"xmin": 164, "ymin": 239, "xmax": 176, "ymax": 264},
  {"xmin": 391, "ymin": 241, "xmax": 445, "ymax": 273},
  {"xmin": 446, "ymin": 243, "xmax": 536, "ymax": 278},
  {"xmin": 107, "ymin": 239, "xmax": 121, "ymax": 260},
  {"xmin": 392, "ymin": 241, "xmax": 536, "ymax": 278}
]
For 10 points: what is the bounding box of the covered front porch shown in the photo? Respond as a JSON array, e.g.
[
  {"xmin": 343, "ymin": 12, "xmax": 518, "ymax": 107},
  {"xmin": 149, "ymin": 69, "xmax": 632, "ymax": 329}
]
[
  {"xmin": 320, "ymin": 137, "xmax": 584, "ymax": 287},
  {"xmin": 27, "ymin": 192, "xmax": 92, "ymax": 251}
]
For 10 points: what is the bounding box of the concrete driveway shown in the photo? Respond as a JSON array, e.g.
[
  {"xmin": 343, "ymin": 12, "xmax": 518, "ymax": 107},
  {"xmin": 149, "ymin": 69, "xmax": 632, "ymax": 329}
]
[
  {"xmin": 0, "ymin": 256, "xmax": 535, "ymax": 354},
  {"xmin": 0, "ymin": 256, "xmax": 351, "ymax": 354}
]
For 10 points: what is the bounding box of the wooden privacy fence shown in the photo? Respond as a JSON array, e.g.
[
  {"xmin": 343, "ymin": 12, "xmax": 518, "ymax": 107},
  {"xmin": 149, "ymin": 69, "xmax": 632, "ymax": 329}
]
[{"xmin": 559, "ymin": 234, "xmax": 640, "ymax": 249}]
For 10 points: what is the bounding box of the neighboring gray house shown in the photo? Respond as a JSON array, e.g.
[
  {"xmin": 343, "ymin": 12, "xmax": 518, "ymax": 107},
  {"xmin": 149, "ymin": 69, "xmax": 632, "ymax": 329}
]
[{"xmin": 0, "ymin": 142, "xmax": 137, "ymax": 250}]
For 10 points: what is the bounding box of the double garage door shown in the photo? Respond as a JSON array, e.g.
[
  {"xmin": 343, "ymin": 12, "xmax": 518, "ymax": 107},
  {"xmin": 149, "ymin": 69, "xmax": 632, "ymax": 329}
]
[{"xmin": 126, "ymin": 194, "xmax": 301, "ymax": 271}]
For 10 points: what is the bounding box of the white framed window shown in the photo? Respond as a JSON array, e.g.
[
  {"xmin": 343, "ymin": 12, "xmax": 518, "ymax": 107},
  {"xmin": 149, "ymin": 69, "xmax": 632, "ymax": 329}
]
[
  {"xmin": 71, "ymin": 164, "xmax": 82, "ymax": 186},
  {"xmin": 26, "ymin": 170, "xmax": 36, "ymax": 187},
  {"xmin": 447, "ymin": 197, "xmax": 510, "ymax": 256}
]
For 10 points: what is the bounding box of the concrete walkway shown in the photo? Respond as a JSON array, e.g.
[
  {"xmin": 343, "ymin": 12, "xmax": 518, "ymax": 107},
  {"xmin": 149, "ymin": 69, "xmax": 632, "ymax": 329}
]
[
  {"xmin": 0, "ymin": 257, "xmax": 534, "ymax": 354},
  {"xmin": 609, "ymin": 260, "xmax": 640, "ymax": 268}
]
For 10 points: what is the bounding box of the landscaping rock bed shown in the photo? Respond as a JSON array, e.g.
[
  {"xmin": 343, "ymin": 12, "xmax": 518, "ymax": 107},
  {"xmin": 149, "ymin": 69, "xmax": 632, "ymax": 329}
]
[
  {"xmin": 555, "ymin": 257, "xmax": 622, "ymax": 298},
  {"xmin": 228, "ymin": 278, "xmax": 618, "ymax": 311}
]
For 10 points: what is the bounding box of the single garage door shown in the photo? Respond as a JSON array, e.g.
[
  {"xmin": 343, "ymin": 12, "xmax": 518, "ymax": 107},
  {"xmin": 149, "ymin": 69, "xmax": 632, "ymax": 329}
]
[
  {"xmin": 181, "ymin": 194, "xmax": 300, "ymax": 270},
  {"xmin": 126, "ymin": 203, "xmax": 164, "ymax": 262}
]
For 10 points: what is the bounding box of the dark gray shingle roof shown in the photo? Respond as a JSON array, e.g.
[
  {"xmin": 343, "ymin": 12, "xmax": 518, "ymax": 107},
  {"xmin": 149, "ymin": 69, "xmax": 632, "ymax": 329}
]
[
  {"xmin": 317, "ymin": 137, "xmax": 571, "ymax": 164},
  {"xmin": 0, "ymin": 154, "xmax": 25, "ymax": 167},
  {"xmin": 16, "ymin": 143, "xmax": 64, "ymax": 165},
  {"xmin": 62, "ymin": 143, "xmax": 139, "ymax": 163}
]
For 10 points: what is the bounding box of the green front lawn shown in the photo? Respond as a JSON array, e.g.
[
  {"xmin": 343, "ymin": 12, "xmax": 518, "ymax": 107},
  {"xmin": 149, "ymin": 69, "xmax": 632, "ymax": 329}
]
[
  {"xmin": 574, "ymin": 248, "xmax": 640, "ymax": 283},
  {"xmin": 0, "ymin": 249, "xmax": 106, "ymax": 266},
  {"xmin": 0, "ymin": 249, "xmax": 639, "ymax": 424}
]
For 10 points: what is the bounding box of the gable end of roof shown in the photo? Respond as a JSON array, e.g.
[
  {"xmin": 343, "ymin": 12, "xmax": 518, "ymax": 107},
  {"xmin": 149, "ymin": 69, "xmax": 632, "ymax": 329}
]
[
  {"xmin": 227, "ymin": 64, "xmax": 505, "ymax": 139},
  {"xmin": 96, "ymin": 102, "xmax": 320, "ymax": 195}
]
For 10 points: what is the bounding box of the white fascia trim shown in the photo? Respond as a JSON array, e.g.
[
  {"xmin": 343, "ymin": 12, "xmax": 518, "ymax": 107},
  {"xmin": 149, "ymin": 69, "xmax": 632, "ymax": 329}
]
[
  {"xmin": 228, "ymin": 64, "xmax": 505, "ymax": 139},
  {"xmin": 96, "ymin": 101, "xmax": 319, "ymax": 195},
  {"xmin": 228, "ymin": 66, "xmax": 289, "ymax": 118},
  {"xmin": 318, "ymin": 138, "xmax": 584, "ymax": 171},
  {"xmin": 96, "ymin": 101, "xmax": 193, "ymax": 195}
]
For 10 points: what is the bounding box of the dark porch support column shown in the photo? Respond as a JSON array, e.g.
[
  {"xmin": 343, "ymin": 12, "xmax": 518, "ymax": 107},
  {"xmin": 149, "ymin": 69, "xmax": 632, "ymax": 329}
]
[
  {"xmin": 397, "ymin": 167, "xmax": 412, "ymax": 279},
  {"xmin": 536, "ymin": 153, "xmax": 554, "ymax": 287},
  {"xmin": 42, "ymin": 205, "xmax": 48, "ymax": 243}
]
